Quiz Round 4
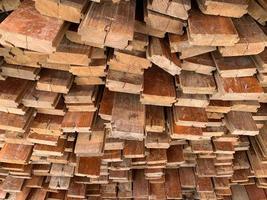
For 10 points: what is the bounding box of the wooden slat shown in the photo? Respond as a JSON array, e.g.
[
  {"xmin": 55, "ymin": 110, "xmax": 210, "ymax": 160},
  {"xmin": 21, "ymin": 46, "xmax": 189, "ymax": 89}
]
[{"xmin": 0, "ymin": 0, "xmax": 67, "ymax": 53}]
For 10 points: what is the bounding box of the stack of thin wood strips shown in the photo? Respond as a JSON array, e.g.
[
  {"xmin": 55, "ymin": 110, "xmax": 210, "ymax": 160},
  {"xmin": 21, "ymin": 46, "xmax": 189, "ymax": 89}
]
[{"xmin": 0, "ymin": 0, "xmax": 267, "ymax": 199}]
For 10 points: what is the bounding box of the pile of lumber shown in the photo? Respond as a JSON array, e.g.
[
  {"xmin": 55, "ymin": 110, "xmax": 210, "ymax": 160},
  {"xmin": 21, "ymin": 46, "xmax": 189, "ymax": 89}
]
[{"xmin": 0, "ymin": 0, "xmax": 267, "ymax": 199}]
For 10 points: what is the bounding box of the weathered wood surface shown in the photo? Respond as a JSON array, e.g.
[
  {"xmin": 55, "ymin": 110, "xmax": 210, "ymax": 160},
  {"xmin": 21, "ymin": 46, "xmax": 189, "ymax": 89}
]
[
  {"xmin": 141, "ymin": 66, "xmax": 176, "ymax": 106},
  {"xmin": 147, "ymin": 37, "xmax": 181, "ymax": 76},
  {"xmin": 35, "ymin": 0, "xmax": 89, "ymax": 23},
  {"xmin": 111, "ymin": 93, "xmax": 145, "ymax": 141},
  {"xmin": 188, "ymin": 10, "xmax": 239, "ymax": 46},
  {"xmin": 219, "ymin": 15, "xmax": 267, "ymax": 56},
  {"xmin": 78, "ymin": 0, "xmax": 135, "ymax": 49},
  {"xmin": 197, "ymin": 0, "xmax": 249, "ymax": 18},
  {"xmin": 0, "ymin": 0, "xmax": 67, "ymax": 53}
]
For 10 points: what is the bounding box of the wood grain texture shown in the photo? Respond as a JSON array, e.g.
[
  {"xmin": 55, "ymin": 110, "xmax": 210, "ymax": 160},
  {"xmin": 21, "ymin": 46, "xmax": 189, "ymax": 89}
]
[
  {"xmin": 145, "ymin": 105, "xmax": 165, "ymax": 132},
  {"xmin": 0, "ymin": 144, "xmax": 32, "ymax": 165},
  {"xmin": 78, "ymin": 0, "xmax": 135, "ymax": 49},
  {"xmin": 219, "ymin": 15, "xmax": 267, "ymax": 56},
  {"xmin": 179, "ymin": 71, "xmax": 216, "ymax": 95},
  {"xmin": 142, "ymin": 66, "xmax": 176, "ymax": 106},
  {"xmin": 76, "ymin": 156, "xmax": 101, "ymax": 178},
  {"xmin": 197, "ymin": 0, "xmax": 248, "ymax": 18},
  {"xmin": 212, "ymin": 51, "xmax": 256, "ymax": 77},
  {"xmin": 61, "ymin": 111, "xmax": 95, "ymax": 132},
  {"xmin": 0, "ymin": 0, "xmax": 67, "ymax": 53},
  {"xmin": 111, "ymin": 93, "xmax": 145, "ymax": 141},
  {"xmin": 147, "ymin": 37, "xmax": 181, "ymax": 76},
  {"xmin": 35, "ymin": 0, "xmax": 88, "ymax": 23},
  {"xmin": 36, "ymin": 69, "xmax": 73, "ymax": 94},
  {"xmin": 188, "ymin": 9, "xmax": 239, "ymax": 46}
]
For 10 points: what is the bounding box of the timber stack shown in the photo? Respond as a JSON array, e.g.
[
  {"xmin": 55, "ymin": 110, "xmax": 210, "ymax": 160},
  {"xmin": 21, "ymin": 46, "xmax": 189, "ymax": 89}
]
[{"xmin": 0, "ymin": 0, "xmax": 267, "ymax": 199}]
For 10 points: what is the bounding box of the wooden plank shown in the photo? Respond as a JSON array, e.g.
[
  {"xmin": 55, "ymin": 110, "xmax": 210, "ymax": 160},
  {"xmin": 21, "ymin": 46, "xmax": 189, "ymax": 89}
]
[
  {"xmin": 188, "ymin": 9, "xmax": 239, "ymax": 46},
  {"xmin": 196, "ymin": 177, "xmax": 213, "ymax": 192},
  {"xmin": 146, "ymin": 149, "xmax": 167, "ymax": 165},
  {"xmin": 179, "ymin": 71, "xmax": 216, "ymax": 95},
  {"xmin": 168, "ymin": 33, "xmax": 216, "ymax": 57},
  {"xmin": 147, "ymin": 37, "xmax": 181, "ymax": 76},
  {"xmin": 36, "ymin": 69, "xmax": 73, "ymax": 94},
  {"xmin": 76, "ymin": 157, "xmax": 101, "ymax": 178},
  {"xmin": 99, "ymin": 88, "xmax": 114, "ymax": 121},
  {"xmin": 196, "ymin": 158, "xmax": 216, "ymax": 177},
  {"xmin": 181, "ymin": 53, "xmax": 216, "ymax": 75},
  {"xmin": 78, "ymin": 0, "xmax": 135, "ymax": 49},
  {"xmin": 111, "ymin": 93, "xmax": 145, "ymax": 141},
  {"xmin": 67, "ymin": 180, "xmax": 86, "ymax": 198},
  {"xmin": 0, "ymin": 144, "xmax": 32, "ymax": 165},
  {"xmin": 123, "ymin": 140, "xmax": 145, "ymax": 158},
  {"xmin": 147, "ymin": 0, "xmax": 190, "ymax": 20},
  {"xmin": 213, "ymin": 73, "xmax": 264, "ymax": 100},
  {"xmin": 64, "ymin": 85, "xmax": 97, "ymax": 104},
  {"xmin": 108, "ymin": 50, "xmax": 151, "ymax": 75},
  {"xmin": 248, "ymin": 0, "xmax": 267, "ymax": 25},
  {"xmin": 2, "ymin": 176, "xmax": 24, "ymax": 193},
  {"xmin": 145, "ymin": 132, "xmax": 170, "ymax": 149},
  {"xmin": 61, "ymin": 111, "xmax": 95, "ymax": 132},
  {"xmin": 145, "ymin": 105, "xmax": 165, "ymax": 133},
  {"xmin": 245, "ymin": 184, "xmax": 267, "ymax": 200},
  {"xmin": 149, "ymin": 183, "xmax": 166, "ymax": 199},
  {"xmin": 179, "ymin": 167, "xmax": 196, "ymax": 188},
  {"xmin": 141, "ymin": 66, "xmax": 176, "ymax": 106},
  {"xmin": 35, "ymin": 0, "xmax": 89, "ymax": 23},
  {"xmin": 0, "ymin": 109, "xmax": 35, "ymax": 132},
  {"xmin": 219, "ymin": 15, "xmax": 266, "ymax": 56},
  {"xmin": 175, "ymin": 92, "xmax": 209, "ymax": 108},
  {"xmin": 169, "ymin": 109, "xmax": 203, "ymax": 140},
  {"xmin": 106, "ymin": 69, "xmax": 143, "ymax": 94},
  {"xmin": 1, "ymin": 63, "xmax": 40, "ymax": 80},
  {"xmin": 0, "ymin": 0, "xmax": 67, "ymax": 53},
  {"xmin": 231, "ymin": 185, "xmax": 249, "ymax": 200},
  {"xmin": 167, "ymin": 145, "xmax": 185, "ymax": 166},
  {"xmin": 225, "ymin": 111, "xmax": 258, "ymax": 136},
  {"xmin": 165, "ymin": 169, "xmax": 182, "ymax": 199},
  {"xmin": 173, "ymin": 106, "xmax": 208, "ymax": 127},
  {"xmin": 144, "ymin": 1, "xmax": 186, "ymax": 35},
  {"xmin": 74, "ymin": 118, "xmax": 105, "ymax": 156},
  {"xmin": 212, "ymin": 51, "xmax": 257, "ymax": 77},
  {"xmin": 33, "ymin": 138, "xmax": 65, "ymax": 156},
  {"xmin": 47, "ymin": 37, "xmax": 93, "ymax": 66},
  {"xmin": 27, "ymin": 132, "xmax": 59, "ymax": 146},
  {"xmin": 50, "ymin": 163, "xmax": 74, "ymax": 177},
  {"xmin": 30, "ymin": 114, "xmax": 63, "ymax": 135},
  {"xmin": 22, "ymin": 82, "xmax": 61, "ymax": 108},
  {"xmin": 0, "ymin": 77, "xmax": 29, "ymax": 107},
  {"xmin": 197, "ymin": 0, "xmax": 248, "ymax": 18},
  {"xmin": 49, "ymin": 176, "xmax": 70, "ymax": 190}
]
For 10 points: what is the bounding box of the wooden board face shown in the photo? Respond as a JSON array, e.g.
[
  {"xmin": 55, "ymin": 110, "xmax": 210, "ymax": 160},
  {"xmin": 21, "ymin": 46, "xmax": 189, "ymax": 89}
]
[
  {"xmin": 142, "ymin": 66, "xmax": 176, "ymax": 100},
  {"xmin": 78, "ymin": 0, "xmax": 135, "ymax": 49},
  {"xmin": 35, "ymin": 0, "xmax": 88, "ymax": 23},
  {"xmin": 188, "ymin": 10, "xmax": 239, "ymax": 46},
  {"xmin": 76, "ymin": 156, "xmax": 101, "ymax": 178},
  {"xmin": 111, "ymin": 92, "xmax": 145, "ymax": 140},
  {"xmin": 99, "ymin": 88, "xmax": 115, "ymax": 121},
  {"xmin": 75, "ymin": 131, "xmax": 105, "ymax": 156},
  {"xmin": 0, "ymin": 144, "xmax": 33, "ymax": 164},
  {"xmin": 179, "ymin": 71, "xmax": 216, "ymax": 94},
  {"xmin": 0, "ymin": 0, "xmax": 66, "ymax": 53},
  {"xmin": 0, "ymin": 77, "xmax": 29, "ymax": 107},
  {"xmin": 61, "ymin": 111, "xmax": 95, "ymax": 132}
]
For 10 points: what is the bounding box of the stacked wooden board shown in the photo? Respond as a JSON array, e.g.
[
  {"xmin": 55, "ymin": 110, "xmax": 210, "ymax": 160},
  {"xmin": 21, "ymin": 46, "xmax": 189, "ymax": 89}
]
[{"xmin": 0, "ymin": 0, "xmax": 267, "ymax": 199}]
